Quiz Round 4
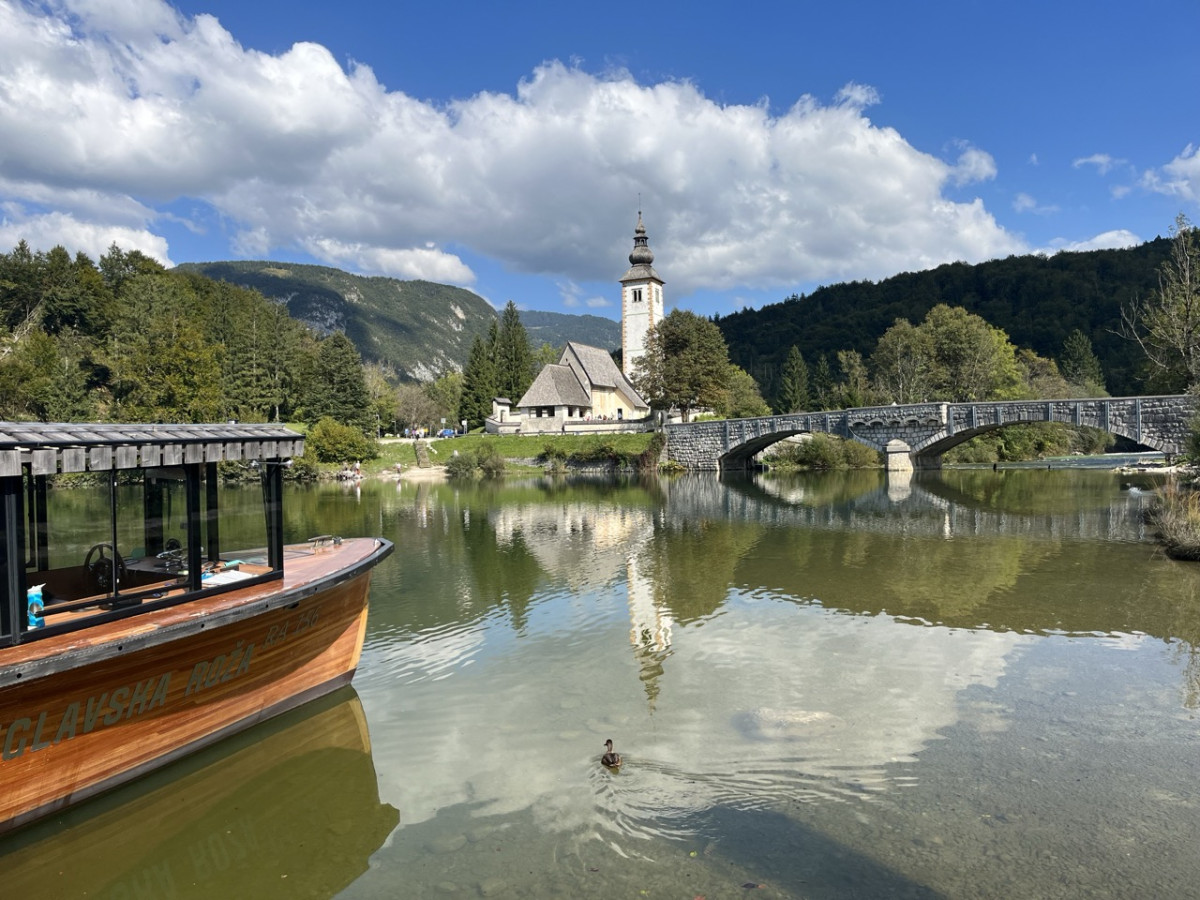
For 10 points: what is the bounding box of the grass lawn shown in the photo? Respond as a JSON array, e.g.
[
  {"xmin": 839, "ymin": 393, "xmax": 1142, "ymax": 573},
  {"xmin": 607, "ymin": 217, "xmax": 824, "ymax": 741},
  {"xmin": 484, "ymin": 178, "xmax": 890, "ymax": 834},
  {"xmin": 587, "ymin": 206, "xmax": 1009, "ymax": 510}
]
[{"xmin": 366, "ymin": 432, "xmax": 657, "ymax": 473}]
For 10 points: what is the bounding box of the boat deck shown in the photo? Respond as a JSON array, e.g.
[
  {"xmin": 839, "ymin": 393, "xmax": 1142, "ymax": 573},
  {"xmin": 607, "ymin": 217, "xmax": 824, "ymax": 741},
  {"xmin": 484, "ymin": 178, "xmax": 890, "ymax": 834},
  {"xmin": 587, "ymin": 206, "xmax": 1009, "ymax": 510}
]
[{"xmin": 2, "ymin": 537, "xmax": 386, "ymax": 674}]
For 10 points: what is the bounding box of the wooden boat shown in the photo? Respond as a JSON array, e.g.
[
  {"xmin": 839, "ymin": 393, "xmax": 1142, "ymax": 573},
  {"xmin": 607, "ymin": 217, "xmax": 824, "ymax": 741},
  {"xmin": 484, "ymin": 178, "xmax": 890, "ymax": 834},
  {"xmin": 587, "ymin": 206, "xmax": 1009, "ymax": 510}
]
[{"xmin": 0, "ymin": 422, "xmax": 393, "ymax": 835}]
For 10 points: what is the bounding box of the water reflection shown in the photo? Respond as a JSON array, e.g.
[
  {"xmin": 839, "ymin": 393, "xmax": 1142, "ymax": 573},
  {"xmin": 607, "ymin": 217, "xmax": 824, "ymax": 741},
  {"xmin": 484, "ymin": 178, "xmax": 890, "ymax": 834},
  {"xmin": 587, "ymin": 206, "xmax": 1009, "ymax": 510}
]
[
  {"xmin": 354, "ymin": 469, "xmax": 1200, "ymax": 858},
  {"xmin": 0, "ymin": 690, "xmax": 398, "ymax": 898},
  {"xmin": 12, "ymin": 468, "xmax": 1200, "ymax": 898}
]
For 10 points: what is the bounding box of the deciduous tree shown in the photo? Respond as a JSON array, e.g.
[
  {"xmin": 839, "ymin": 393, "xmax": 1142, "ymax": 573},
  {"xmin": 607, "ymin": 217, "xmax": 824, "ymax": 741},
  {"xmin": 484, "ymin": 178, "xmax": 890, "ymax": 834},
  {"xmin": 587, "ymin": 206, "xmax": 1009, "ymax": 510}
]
[
  {"xmin": 717, "ymin": 364, "xmax": 771, "ymax": 418},
  {"xmin": 1122, "ymin": 214, "xmax": 1200, "ymax": 390},
  {"xmin": 872, "ymin": 318, "xmax": 934, "ymax": 403},
  {"xmin": 633, "ymin": 310, "xmax": 731, "ymax": 422}
]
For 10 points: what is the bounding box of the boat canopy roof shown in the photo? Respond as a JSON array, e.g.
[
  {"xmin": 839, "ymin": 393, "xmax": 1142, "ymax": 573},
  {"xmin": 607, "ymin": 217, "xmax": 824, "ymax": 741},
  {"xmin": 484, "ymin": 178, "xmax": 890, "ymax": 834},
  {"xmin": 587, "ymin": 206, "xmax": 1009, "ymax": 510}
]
[{"xmin": 0, "ymin": 422, "xmax": 304, "ymax": 477}]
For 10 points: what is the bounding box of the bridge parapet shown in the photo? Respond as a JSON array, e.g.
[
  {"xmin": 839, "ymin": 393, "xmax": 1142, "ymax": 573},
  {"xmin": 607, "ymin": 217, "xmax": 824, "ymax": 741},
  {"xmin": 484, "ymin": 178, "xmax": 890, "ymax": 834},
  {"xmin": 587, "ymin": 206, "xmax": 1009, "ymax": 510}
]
[
  {"xmin": 846, "ymin": 403, "xmax": 947, "ymax": 428},
  {"xmin": 664, "ymin": 395, "xmax": 1196, "ymax": 471}
]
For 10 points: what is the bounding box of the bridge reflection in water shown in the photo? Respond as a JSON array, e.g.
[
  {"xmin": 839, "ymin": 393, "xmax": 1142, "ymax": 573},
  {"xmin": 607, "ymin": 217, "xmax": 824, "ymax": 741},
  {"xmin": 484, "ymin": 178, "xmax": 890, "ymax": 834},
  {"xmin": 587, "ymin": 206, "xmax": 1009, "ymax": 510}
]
[{"xmin": 652, "ymin": 468, "xmax": 1195, "ymax": 638}]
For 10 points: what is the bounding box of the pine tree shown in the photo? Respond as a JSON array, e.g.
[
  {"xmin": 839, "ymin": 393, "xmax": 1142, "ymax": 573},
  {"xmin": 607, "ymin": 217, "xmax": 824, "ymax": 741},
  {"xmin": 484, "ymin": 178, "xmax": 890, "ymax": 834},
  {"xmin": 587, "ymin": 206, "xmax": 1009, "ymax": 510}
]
[
  {"xmin": 812, "ymin": 354, "xmax": 834, "ymax": 410},
  {"xmin": 307, "ymin": 332, "xmax": 372, "ymax": 432},
  {"xmin": 779, "ymin": 345, "xmax": 810, "ymax": 412},
  {"xmin": 496, "ymin": 300, "xmax": 532, "ymax": 402},
  {"xmin": 459, "ymin": 333, "xmax": 498, "ymax": 429},
  {"xmin": 1059, "ymin": 329, "xmax": 1106, "ymax": 394}
]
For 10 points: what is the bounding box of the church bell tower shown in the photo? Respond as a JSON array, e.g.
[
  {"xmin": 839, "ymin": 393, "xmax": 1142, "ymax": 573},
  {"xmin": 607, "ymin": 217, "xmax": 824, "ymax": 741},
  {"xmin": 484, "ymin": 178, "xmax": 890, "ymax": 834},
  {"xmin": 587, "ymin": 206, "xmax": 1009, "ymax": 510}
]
[{"xmin": 620, "ymin": 212, "xmax": 664, "ymax": 378}]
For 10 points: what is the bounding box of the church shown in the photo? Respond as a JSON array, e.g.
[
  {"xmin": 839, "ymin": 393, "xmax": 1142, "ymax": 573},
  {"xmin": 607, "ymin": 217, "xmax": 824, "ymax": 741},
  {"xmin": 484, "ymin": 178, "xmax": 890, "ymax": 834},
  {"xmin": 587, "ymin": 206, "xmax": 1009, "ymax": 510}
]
[{"xmin": 488, "ymin": 215, "xmax": 663, "ymax": 434}]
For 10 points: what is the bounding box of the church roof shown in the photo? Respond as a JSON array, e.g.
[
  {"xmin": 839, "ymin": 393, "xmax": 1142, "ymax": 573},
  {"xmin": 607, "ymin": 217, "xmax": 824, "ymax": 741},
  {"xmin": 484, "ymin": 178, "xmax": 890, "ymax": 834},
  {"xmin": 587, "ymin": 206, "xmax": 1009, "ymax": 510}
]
[
  {"xmin": 563, "ymin": 342, "xmax": 647, "ymax": 408},
  {"xmin": 516, "ymin": 363, "xmax": 590, "ymax": 409},
  {"xmin": 516, "ymin": 342, "xmax": 649, "ymax": 411}
]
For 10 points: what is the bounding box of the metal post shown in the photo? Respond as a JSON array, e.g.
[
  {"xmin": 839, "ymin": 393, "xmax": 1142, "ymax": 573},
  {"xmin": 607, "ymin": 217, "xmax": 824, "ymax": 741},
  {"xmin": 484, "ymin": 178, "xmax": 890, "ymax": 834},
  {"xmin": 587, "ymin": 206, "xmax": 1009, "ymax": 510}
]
[{"xmin": 1, "ymin": 475, "xmax": 24, "ymax": 644}]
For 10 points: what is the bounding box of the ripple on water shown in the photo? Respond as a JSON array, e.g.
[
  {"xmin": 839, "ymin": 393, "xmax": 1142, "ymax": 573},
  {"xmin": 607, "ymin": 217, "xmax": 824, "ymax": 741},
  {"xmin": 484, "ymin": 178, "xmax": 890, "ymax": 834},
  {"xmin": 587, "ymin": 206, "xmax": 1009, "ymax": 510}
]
[
  {"xmin": 583, "ymin": 745, "xmax": 901, "ymax": 846},
  {"xmin": 365, "ymin": 617, "xmax": 490, "ymax": 684}
]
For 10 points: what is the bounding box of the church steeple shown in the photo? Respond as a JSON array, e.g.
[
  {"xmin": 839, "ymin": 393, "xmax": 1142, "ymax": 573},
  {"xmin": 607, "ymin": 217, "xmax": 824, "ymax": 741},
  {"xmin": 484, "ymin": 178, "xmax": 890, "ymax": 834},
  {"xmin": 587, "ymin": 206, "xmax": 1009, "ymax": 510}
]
[
  {"xmin": 629, "ymin": 212, "xmax": 655, "ymax": 268},
  {"xmin": 620, "ymin": 212, "xmax": 665, "ymax": 378}
]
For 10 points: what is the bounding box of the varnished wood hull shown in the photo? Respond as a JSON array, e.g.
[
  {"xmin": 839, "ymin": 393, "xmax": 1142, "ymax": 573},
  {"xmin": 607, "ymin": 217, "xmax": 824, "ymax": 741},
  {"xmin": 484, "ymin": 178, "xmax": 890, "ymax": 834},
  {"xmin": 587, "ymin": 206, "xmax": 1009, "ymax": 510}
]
[{"xmin": 0, "ymin": 536, "xmax": 392, "ymax": 835}]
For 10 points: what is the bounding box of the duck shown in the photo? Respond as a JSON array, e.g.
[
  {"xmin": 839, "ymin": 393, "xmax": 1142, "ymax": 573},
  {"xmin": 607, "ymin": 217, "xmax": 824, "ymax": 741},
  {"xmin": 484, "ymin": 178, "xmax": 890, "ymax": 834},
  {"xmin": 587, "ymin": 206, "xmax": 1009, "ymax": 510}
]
[{"xmin": 601, "ymin": 738, "xmax": 621, "ymax": 768}]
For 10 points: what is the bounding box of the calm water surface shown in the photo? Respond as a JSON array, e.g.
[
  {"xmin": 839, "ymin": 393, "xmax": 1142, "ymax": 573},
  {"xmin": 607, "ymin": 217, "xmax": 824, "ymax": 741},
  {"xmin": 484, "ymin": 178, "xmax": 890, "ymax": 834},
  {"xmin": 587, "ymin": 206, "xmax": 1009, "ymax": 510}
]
[{"xmin": 5, "ymin": 467, "xmax": 1200, "ymax": 899}]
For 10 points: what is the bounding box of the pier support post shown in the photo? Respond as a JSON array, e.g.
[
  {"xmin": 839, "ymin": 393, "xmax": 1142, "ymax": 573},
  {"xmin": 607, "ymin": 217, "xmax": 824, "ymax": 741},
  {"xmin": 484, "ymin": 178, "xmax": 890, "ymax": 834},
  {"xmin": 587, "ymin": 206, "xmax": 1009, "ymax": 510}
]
[{"xmin": 885, "ymin": 440, "xmax": 913, "ymax": 472}]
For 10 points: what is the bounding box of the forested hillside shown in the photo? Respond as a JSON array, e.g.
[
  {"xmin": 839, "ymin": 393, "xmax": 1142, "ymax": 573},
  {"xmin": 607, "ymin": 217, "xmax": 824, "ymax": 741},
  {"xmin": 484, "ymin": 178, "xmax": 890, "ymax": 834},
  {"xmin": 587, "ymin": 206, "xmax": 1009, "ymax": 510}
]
[
  {"xmin": 0, "ymin": 242, "xmax": 368, "ymax": 426},
  {"xmin": 175, "ymin": 261, "xmax": 498, "ymax": 382},
  {"xmin": 180, "ymin": 261, "xmax": 622, "ymax": 378},
  {"xmin": 717, "ymin": 238, "xmax": 1173, "ymax": 401},
  {"xmin": 521, "ymin": 310, "xmax": 620, "ymax": 352}
]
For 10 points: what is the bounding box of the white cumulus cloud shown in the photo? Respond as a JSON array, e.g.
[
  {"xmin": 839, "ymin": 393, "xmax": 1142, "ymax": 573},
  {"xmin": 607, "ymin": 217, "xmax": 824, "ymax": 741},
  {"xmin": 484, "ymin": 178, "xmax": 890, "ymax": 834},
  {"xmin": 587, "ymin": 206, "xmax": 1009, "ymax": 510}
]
[
  {"xmin": 1073, "ymin": 153, "xmax": 1124, "ymax": 176},
  {"xmin": 1047, "ymin": 229, "xmax": 1142, "ymax": 254},
  {"xmin": 0, "ymin": 208, "xmax": 173, "ymax": 264},
  {"xmin": 1141, "ymin": 144, "xmax": 1200, "ymax": 202},
  {"xmin": 950, "ymin": 143, "xmax": 998, "ymax": 186},
  {"xmin": 0, "ymin": 0, "xmax": 1028, "ymax": 295}
]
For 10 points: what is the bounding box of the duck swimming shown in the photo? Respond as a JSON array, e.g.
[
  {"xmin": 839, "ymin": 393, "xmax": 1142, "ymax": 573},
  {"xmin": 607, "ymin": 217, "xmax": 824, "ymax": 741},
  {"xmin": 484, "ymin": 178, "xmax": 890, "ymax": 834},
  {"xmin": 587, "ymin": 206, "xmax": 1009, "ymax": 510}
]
[{"xmin": 601, "ymin": 738, "xmax": 621, "ymax": 768}]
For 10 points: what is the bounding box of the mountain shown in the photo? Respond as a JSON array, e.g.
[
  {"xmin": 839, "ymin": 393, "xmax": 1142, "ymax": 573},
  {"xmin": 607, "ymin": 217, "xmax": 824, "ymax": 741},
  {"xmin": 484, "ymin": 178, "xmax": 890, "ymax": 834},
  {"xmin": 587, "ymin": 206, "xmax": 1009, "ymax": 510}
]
[
  {"xmin": 176, "ymin": 261, "xmax": 621, "ymax": 380},
  {"xmin": 175, "ymin": 260, "xmax": 496, "ymax": 381},
  {"xmin": 715, "ymin": 238, "xmax": 1174, "ymax": 401},
  {"xmin": 520, "ymin": 310, "xmax": 620, "ymax": 351}
]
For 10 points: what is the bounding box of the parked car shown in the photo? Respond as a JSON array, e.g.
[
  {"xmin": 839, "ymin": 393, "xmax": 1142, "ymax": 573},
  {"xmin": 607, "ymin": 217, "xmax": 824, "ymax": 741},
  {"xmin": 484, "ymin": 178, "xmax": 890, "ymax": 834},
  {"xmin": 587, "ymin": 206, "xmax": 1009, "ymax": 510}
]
[{"xmin": 438, "ymin": 428, "xmax": 456, "ymax": 438}]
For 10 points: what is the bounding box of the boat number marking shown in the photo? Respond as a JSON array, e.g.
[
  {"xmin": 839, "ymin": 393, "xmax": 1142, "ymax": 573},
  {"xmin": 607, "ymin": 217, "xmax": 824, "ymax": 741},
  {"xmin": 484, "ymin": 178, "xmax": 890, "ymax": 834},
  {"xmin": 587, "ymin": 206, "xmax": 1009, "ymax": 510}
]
[{"xmin": 263, "ymin": 608, "xmax": 319, "ymax": 649}]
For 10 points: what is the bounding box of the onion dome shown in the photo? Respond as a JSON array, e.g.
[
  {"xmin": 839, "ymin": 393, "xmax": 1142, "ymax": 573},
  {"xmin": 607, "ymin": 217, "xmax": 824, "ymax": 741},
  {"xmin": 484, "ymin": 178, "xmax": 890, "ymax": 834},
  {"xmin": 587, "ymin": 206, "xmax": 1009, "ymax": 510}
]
[
  {"xmin": 620, "ymin": 212, "xmax": 662, "ymax": 283},
  {"xmin": 629, "ymin": 212, "xmax": 655, "ymax": 266}
]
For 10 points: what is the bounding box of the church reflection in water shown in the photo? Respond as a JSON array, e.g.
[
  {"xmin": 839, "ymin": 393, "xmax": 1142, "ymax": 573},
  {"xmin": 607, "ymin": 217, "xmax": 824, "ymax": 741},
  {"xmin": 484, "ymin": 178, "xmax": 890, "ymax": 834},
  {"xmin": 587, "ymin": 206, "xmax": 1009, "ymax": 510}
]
[{"xmin": 488, "ymin": 495, "xmax": 675, "ymax": 709}]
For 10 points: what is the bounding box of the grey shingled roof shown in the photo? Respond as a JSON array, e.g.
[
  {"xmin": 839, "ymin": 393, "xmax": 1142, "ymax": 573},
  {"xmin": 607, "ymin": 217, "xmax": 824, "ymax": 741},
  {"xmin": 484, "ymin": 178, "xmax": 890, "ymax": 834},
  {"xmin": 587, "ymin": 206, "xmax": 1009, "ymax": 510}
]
[
  {"xmin": 0, "ymin": 421, "xmax": 305, "ymax": 477},
  {"xmin": 562, "ymin": 343, "xmax": 647, "ymax": 409},
  {"xmin": 516, "ymin": 364, "xmax": 590, "ymax": 408},
  {"xmin": 0, "ymin": 421, "xmax": 301, "ymax": 449}
]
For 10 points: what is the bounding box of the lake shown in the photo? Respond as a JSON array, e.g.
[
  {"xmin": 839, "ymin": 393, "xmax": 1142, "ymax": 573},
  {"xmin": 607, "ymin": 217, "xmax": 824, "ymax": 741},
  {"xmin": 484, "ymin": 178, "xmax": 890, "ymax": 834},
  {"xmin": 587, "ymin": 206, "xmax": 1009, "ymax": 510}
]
[{"xmin": 4, "ymin": 466, "xmax": 1200, "ymax": 899}]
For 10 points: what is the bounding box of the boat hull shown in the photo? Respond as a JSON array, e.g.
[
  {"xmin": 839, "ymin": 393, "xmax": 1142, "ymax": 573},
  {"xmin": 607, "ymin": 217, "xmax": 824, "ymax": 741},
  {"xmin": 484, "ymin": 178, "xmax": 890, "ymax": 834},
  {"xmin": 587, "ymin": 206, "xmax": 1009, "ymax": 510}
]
[{"xmin": 0, "ymin": 538, "xmax": 390, "ymax": 834}]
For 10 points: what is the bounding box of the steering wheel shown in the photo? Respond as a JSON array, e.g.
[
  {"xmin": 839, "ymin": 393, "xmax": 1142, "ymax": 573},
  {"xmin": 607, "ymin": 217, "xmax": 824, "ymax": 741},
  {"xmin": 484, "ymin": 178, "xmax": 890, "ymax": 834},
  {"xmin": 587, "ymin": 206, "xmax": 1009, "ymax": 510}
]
[{"xmin": 84, "ymin": 542, "xmax": 127, "ymax": 593}]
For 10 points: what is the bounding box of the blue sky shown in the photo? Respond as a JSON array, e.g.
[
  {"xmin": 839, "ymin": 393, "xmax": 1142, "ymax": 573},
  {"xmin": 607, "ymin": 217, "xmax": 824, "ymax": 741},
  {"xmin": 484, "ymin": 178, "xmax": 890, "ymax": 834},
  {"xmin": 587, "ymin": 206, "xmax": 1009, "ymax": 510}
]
[{"xmin": 2, "ymin": 0, "xmax": 1198, "ymax": 321}]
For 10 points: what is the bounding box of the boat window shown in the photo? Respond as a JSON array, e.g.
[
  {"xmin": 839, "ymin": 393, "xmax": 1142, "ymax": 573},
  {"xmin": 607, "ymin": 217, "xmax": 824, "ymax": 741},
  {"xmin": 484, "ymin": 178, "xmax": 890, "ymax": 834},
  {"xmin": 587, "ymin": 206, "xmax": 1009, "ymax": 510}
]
[
  {"xmin": 206, "ymin": 468, "xmax": 271, "ymax": 573},
  {"xmin": 35, "ymin": 471, "xmax": 130, "ymax": 606},
  {"xmin": 16, "ymin": 460, "xmax": 284, "ymax": 640}
]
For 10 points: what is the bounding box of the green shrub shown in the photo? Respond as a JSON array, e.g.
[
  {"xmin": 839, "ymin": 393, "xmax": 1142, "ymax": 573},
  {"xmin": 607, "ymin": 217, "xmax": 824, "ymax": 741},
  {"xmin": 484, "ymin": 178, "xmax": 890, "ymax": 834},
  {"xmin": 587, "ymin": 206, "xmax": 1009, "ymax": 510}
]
[
  {"xmin": 1148, "ymin": 479, "xmax": 1200, "ymax": 560},
  {"xmin": 765, "ymin": 434, "xmax": 880, "ymax": 469},
  {"xmin": 445, "ymin": 452, "xmax": 479, "ymax": 479},
  {"xmin": 286, "ymin": 455, "xmax": 321, "ymax": 482},
  {"xmin": 305, "ymin": 417, "xmax": 378, "ymax": 463},
  {"xmin": 477, "ymin": 442, "xmax": 506, "ymax": 478}
]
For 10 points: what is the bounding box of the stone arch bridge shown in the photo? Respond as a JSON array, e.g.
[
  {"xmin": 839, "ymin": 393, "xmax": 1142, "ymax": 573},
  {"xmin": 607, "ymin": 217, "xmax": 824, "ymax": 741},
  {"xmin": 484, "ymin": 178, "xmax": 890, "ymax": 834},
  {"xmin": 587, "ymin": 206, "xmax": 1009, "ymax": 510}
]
[{"xmin": 664, "ymin": 395, "xmax": 1196, "ymax": 471}]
